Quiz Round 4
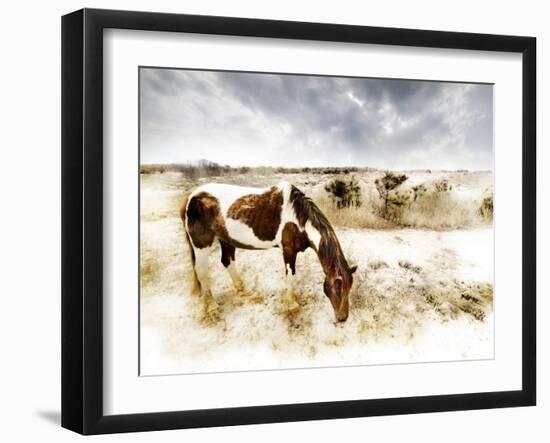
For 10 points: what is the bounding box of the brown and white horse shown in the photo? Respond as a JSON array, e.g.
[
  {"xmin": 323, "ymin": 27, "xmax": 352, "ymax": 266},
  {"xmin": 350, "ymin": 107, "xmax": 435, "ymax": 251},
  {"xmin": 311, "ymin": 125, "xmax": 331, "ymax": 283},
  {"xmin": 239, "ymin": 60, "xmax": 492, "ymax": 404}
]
[{"xmin": 180, "ymin": 182, "xmax": 357, "ymax": 321}]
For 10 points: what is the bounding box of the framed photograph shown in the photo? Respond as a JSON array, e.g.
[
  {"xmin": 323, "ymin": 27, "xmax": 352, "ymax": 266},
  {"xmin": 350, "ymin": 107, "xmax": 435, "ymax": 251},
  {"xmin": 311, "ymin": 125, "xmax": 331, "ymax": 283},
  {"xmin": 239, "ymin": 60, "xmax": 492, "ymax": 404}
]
[{"xmin": 61, "ymin": 8, "xmax": 536, "ymax": 435}]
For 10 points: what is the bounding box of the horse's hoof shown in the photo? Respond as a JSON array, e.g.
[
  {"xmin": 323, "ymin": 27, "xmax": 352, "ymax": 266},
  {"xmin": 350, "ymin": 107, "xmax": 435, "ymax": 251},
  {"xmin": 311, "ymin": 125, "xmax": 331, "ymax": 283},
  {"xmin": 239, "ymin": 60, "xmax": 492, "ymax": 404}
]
[
  {"xmin": 236, "ymin": 288, "xmax": 249, "ymax": 298},
  {"xmin": 205, "ymin": 302, "xmax": 221, "ymax": 321},
  {"xmin": 250, "ymin": 294, "xmax": 264, "ymax": 304},
  {"xmin": 287, "ymin": 302, "xmax": 300, "ymax": 316},
  {"xmin": 234, "ymin": 281, "xmax": 246, "ymax": 294}
]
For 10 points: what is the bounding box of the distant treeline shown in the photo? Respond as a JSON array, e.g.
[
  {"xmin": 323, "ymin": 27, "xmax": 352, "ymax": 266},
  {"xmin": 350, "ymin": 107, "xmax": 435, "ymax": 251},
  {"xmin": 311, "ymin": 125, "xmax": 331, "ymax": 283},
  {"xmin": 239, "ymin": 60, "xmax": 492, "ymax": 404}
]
[{"xmin": 140, "ymin": 160, "xmax": 377, "ymax": 177}]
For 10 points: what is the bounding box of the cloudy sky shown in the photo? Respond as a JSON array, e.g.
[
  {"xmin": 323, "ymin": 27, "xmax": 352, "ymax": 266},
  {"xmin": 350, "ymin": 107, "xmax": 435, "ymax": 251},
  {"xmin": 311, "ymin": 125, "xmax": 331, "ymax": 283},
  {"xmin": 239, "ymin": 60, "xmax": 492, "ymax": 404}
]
[{"xmin": 140, "ymin": 68, "xmax": 493, "ymax": 170}]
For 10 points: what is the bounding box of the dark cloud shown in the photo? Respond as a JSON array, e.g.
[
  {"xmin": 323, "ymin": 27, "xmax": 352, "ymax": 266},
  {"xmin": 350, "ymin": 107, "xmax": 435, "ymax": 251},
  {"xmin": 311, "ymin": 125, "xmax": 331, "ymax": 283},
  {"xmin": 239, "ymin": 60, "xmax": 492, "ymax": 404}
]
[{"xmin": 140, "ymin": 68, "xmax": 493, "ymax": 170}]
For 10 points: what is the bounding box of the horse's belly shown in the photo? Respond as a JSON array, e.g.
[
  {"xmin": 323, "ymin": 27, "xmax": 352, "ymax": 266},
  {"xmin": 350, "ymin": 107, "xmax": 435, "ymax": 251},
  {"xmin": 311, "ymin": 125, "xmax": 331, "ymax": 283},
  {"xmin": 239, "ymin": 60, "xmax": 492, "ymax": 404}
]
[{"xmin": 225, "ymin": 218, "xmax": 276, "ymax": 249}]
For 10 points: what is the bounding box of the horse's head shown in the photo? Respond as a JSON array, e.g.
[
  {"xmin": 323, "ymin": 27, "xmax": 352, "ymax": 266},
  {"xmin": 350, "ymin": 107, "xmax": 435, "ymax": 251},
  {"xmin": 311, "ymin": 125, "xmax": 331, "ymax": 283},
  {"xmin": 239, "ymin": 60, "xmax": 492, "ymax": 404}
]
[{"xmin": 323, "ymin": 264, "xmax": 358, "ymax": 322}]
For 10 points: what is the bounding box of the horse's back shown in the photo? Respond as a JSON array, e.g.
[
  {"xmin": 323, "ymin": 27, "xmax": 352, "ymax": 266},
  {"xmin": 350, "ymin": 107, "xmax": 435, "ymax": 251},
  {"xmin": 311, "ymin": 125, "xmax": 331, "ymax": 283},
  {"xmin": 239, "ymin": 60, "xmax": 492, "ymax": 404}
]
[
  {"xmin": 185, "ymin": 182, "xmax": 290, "ymax": 249},
  {"xmin": 190, "ymin": 183, "xmax": 271, "ymax": 212}
]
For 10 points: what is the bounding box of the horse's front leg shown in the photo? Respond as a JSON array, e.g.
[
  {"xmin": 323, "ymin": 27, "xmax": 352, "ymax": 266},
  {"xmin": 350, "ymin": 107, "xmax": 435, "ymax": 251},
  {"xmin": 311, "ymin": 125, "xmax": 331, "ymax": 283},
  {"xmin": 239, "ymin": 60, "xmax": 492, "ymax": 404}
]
[
  {"xmin": 282, "ymin": 223, "xmax": 311, "ymax": 316},
  {"xmin": 282, "ymin": 252, "xmax": 300, "ymax": 316},
  {"xmin": 220, "ymin": 240, "xmax": 246, "ymax": 295},
  {"xmin": 193, "ymin": 245, "xmax": 220, "ymax": 320}
]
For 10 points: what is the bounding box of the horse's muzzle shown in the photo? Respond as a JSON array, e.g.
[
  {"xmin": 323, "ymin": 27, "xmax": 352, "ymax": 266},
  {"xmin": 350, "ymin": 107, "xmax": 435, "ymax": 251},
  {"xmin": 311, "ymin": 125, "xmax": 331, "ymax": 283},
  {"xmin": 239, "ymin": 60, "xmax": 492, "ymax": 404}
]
[{"xmin": 336, "ymin": 311, "xmax": 349, "ymax": 322}]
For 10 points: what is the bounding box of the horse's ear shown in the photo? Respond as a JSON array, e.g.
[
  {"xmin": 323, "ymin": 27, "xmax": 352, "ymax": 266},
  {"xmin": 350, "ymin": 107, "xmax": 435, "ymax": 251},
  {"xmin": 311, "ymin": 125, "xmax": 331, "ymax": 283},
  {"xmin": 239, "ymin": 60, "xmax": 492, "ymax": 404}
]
[{"xmin": 349, "ymin": 264, "xmax": 358, "ymax": 274}]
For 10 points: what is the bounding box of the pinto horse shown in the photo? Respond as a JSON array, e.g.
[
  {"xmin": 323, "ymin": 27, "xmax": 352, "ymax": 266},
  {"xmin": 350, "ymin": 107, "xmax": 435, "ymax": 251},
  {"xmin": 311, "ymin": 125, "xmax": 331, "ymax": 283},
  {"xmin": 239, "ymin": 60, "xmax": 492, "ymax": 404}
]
[{"xmin": 180, "ymin": 182, "xmax": 357, "ymax": 321}]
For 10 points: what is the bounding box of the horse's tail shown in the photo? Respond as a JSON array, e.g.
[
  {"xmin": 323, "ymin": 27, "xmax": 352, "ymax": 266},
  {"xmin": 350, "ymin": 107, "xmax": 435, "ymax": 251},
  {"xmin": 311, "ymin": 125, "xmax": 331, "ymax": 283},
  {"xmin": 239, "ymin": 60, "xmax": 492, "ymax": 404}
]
[{"xmin": 180, "ymin": 193, "xmax": 201, "ymax": 295}]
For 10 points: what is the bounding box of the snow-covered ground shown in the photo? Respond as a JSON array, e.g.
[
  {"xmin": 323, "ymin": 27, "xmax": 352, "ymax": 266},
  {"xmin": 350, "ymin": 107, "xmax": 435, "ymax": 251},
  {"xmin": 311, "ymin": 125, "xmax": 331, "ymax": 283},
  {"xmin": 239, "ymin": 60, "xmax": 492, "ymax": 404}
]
[{"xmin": 139, "ymin": 170, "xmax": 494, "ymax": 376}]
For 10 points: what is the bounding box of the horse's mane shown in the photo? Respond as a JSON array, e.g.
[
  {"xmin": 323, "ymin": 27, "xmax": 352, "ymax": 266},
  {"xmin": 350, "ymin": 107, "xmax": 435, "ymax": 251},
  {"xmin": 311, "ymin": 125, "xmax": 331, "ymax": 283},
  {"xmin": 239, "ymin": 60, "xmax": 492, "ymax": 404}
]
[{"xmin": 289, "ymin": 185, "xmax": 350, "ymax": 275}]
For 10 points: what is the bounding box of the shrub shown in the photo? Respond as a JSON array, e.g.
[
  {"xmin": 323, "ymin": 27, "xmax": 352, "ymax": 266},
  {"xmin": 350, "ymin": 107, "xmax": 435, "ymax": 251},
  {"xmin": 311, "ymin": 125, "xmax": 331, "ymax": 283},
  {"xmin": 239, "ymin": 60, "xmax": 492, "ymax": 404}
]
[
  {"xmin": 479, "ymin": 192, "xmax": 493, "ymax": 221},
  {"xmin": 374, "ymin": 172, "xmax": 408, "ymax": 218},
  {"xmin": 434, "ymin": 179, "xmax": 452, "ymax": 192},
  {"xmin": 324, "ymin": 176, "xmax": 362, "ymax": 208},
  {"xmin": 398, "ymin": 183, "xmax": 477, "ymax": 229}
]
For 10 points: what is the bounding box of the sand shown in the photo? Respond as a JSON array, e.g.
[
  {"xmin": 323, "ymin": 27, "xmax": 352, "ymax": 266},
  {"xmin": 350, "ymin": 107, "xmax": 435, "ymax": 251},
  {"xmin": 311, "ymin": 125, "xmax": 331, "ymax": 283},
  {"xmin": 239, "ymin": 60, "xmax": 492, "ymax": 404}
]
[{"xmin": 139, "ymin": 170, "xmax": 494, "ymax": 375}]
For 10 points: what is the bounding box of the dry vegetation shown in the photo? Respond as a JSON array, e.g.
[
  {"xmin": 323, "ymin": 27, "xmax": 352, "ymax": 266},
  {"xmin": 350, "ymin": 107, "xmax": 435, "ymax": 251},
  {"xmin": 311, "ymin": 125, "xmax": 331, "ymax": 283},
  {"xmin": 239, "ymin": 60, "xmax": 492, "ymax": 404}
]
[{"xmin": 140, "ymin": 162, "xmax": 494, "ymax": 374}]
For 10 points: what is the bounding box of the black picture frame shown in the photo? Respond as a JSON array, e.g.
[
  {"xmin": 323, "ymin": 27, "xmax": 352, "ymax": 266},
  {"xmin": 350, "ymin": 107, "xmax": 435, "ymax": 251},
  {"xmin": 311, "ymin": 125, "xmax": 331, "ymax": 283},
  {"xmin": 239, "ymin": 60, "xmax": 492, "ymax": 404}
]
[{"xmin": 62, "ymin": 8, "xmax": 536, "ymax": 435}]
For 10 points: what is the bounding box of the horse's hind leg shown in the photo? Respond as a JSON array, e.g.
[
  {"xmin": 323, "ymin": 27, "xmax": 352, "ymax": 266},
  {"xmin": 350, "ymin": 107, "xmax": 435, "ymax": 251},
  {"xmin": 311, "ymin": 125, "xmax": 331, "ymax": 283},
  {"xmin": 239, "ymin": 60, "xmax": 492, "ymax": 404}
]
[
  {"xmin": 193, "ymin": 245, "xmax": 220, "ymax": 320},
  {"xmin": 220, "ymin": 240, "xmax": 245, "ymax": 295}
]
